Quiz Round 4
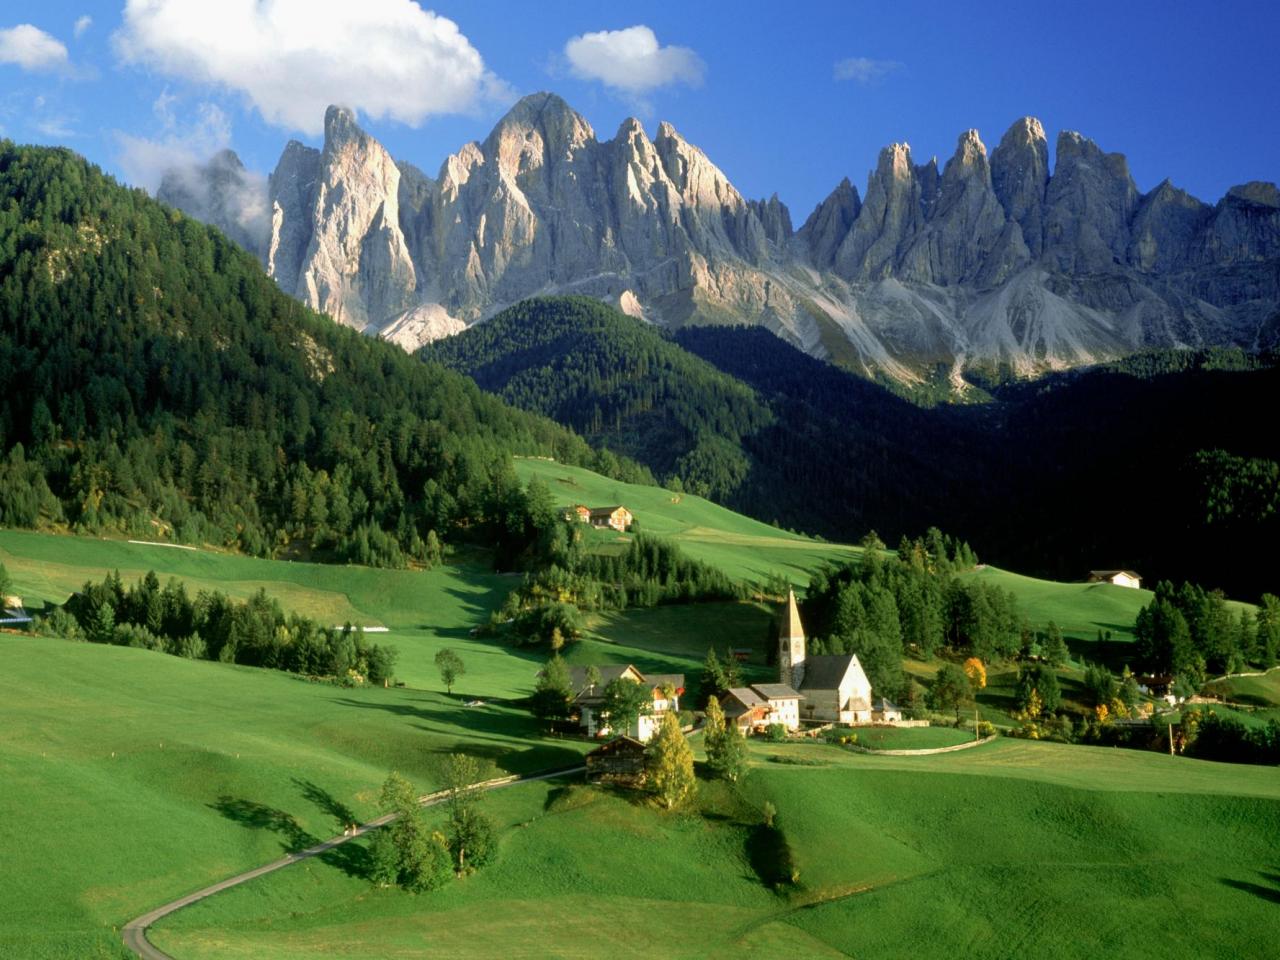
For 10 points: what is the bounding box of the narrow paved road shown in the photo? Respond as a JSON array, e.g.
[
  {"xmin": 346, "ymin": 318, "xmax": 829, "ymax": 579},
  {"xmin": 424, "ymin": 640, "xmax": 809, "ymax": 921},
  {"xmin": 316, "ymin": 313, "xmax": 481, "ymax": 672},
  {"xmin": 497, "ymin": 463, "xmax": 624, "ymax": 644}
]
[{"xmin": 122, "ymin": 766, "xmax": 584, "ymax": 960}]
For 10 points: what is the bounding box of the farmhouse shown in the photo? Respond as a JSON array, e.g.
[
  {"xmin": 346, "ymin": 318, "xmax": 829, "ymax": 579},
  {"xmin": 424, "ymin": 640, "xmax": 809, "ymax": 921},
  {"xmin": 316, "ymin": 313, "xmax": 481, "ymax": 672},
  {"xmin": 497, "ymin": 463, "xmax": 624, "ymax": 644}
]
[
  {"xmin": 1089, "ymin": 569, "xmax": 1143, "ymax": 589},
  {"xmin": 563, "ymin": 504, "xmax": 591, "ymax": 523},
  {"xmin": 723, "ymin": 683, "xmax": 804, "ymax": 733},
  {"xmin": 567, "ymin": 664, "xmax": 684, "ymax": 742},
  {"xmin": 589, "ymin": 505, "xmax": 633, "ymax": 532},
  {"xmin": 778, "ymin": 590, "xmax": 874, "ymax": 724},
  {"xmin": 585, "ymin": 736, "xmax": 648, "ymax": 785}
]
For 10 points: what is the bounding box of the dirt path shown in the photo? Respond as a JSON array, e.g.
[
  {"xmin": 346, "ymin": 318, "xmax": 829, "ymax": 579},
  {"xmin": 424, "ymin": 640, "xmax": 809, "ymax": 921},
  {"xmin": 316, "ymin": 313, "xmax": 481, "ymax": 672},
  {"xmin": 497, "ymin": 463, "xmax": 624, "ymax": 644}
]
[{"xmin": 121, "ymin": 765, "xmax": 584, "ymax": 960}]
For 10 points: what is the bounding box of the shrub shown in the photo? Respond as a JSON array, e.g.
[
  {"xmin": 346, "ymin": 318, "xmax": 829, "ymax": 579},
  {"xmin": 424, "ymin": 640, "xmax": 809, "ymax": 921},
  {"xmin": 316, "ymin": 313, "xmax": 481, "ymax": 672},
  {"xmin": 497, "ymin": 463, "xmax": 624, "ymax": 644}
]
[{"xmin": 765, "ymin": 723, "xmax": 787, "ymax": 742}]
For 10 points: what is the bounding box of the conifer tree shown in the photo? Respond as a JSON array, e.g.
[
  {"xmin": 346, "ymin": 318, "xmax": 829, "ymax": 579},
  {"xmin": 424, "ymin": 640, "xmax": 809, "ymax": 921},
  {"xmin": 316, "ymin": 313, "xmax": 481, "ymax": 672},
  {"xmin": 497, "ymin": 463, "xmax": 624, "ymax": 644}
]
[
  {"xmin": 713, "ymin": 719, "xmax": 748, "ymax": 783},
  {"xmin": 703, "ymin": 695, "xmax": 727, "ymax": 770},
  {"xmin": 648, "ymin": 711, "xmax": 695, "ymax": 810}
]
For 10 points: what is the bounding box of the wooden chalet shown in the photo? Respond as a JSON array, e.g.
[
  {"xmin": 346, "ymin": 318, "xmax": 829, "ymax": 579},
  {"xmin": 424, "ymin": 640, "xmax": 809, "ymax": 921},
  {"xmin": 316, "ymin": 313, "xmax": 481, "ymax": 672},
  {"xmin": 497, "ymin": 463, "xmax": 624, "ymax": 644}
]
[{"xmin": 585, "ymin": 736, "xmax": 648, "ymax": 785}]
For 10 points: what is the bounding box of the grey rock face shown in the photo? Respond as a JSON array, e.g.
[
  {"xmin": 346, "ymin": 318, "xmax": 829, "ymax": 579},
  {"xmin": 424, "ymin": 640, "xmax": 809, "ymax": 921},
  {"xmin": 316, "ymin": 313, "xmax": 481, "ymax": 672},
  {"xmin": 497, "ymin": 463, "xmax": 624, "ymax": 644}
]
[
  {"xmin": 265, "ymin": 140, "xmax": 320, "ymax": 297},
  {"xmin": 161, "ymin": 93, "xmax": 1280, "ymax": 383},
  {"xmin": 798, "ymin": 177, "xmax": 860, "ymax": 270},
  {"xmin": 1128, "ymin": 180, "xmax": 1211, "ymax": 273},
  {"xmin": 1043, "ymin": 131, "xmax": 1139, "ymax": 273},
  {"xmin": 990, "ymin": 117, "xmax": 1049, "ymax": 257}
]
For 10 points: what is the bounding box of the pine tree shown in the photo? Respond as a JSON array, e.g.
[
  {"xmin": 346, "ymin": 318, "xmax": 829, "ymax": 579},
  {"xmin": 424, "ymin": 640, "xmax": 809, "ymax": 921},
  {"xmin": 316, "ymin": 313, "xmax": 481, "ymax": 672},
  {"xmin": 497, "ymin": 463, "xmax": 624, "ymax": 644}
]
[
  {"xmin": 700, "ymin": 648, "xmax": 726, "ymax": 705},
  {"xmin": 648, "ymin": 711, "xmax": 695, "ymax": 810},
  {"xmin": 531, "ymin": 653, "xmax": 574, "ymax": 729},
  {"xmin": 713, "ymin": 720, "xmax": 748, "ymax": 783},
  {"xmin": 703, "ymin": 695, "xmax": 727, "ymax": 772},
  {"xmin": 1042, "ymin": 621, "xmax": 1068, "ymax": 667}
]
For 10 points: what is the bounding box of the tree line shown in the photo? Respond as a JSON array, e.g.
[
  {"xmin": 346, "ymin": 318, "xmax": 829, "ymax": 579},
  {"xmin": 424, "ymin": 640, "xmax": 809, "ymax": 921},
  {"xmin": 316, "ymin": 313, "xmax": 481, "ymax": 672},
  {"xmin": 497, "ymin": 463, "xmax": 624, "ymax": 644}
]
[{"xmin": 45, "ymin": 569, "xmax": 398, "ymax": 683}]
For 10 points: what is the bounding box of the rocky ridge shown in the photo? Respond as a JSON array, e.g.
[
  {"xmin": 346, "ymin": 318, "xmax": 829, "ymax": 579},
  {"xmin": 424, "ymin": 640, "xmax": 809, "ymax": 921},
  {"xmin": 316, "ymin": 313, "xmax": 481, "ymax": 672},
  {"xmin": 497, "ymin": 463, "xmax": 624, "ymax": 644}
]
[{"xmin": 159, "ymin": 92, "xmax": 1280, "ymax": 382}]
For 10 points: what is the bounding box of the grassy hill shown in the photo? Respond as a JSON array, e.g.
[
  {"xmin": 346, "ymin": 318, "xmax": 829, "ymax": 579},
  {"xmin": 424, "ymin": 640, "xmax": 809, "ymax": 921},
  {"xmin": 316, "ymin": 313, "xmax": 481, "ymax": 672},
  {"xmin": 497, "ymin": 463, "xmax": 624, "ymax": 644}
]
[
  {"xmin": 0, "ymin": 634, "xmax": 591, "ymax": 959},
  {"xmin": 514, "ymin": 457, "xmax": 861, "ymax": 585},
  {"xmin": 147, "ymin": 738, "xmax": 1280, "ymax": 960}
]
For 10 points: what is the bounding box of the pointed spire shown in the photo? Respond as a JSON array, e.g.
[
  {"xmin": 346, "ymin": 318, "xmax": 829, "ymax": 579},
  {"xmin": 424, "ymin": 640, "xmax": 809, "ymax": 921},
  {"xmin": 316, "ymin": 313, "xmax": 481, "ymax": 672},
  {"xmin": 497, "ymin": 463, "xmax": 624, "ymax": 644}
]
[{"xmin": 782, "ymin": 589, "xmax": 805, "ymax": 641}]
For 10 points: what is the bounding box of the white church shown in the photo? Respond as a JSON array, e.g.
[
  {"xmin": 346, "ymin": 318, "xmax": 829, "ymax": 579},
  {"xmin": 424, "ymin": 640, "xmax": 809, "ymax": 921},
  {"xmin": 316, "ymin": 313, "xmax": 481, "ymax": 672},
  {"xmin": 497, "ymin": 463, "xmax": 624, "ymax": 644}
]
[{"xmin": 780, "ymin": 589, "xmax": 876, "ymax": 725}]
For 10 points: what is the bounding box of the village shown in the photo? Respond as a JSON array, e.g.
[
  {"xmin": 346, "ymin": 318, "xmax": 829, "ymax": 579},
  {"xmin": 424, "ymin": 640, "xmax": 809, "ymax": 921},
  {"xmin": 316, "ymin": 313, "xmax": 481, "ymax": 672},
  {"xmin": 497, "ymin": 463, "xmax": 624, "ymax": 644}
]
[{"xmin": 562, "ymin": 588, "xmax": 914, "ymax": 784}]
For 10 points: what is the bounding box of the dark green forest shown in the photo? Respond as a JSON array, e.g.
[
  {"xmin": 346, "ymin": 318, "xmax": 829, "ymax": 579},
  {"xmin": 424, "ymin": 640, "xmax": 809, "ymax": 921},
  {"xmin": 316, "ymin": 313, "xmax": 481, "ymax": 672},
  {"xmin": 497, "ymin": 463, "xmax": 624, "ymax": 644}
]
[
  {"xmin": 0, "ymin": 144, "xmax": 647, "ymax": 565},
  {"xmin": 427, "ymin": 297, "xmax": 1280, "ymax": 599}
]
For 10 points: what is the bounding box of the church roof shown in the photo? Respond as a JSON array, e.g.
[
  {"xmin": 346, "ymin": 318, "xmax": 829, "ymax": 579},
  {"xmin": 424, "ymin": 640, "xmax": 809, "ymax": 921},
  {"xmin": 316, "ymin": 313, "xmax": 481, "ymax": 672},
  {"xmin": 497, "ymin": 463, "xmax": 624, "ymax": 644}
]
[
  {"xmin": 781, "ymin": 589, "xmax": 805, "ymax": 640},
  {"xmin": 798, "ymin": 654, "xmax": 868, "ymax": 693}
]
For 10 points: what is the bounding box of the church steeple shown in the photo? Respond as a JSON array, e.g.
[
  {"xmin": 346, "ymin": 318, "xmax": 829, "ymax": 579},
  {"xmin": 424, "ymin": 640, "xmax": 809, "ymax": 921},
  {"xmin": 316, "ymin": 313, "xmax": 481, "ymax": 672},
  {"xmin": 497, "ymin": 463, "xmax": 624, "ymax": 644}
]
[{"xmin": 779, "ymin": 589, "xmax": 806, "ymax": 689}]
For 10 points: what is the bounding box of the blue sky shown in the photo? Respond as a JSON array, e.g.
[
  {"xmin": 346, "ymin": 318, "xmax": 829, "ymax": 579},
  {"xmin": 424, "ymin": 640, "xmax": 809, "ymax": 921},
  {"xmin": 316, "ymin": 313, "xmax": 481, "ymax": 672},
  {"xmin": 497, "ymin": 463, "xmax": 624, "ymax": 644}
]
[{"xmin": 1, "ymin": 1, "xmax": 1276, "ymax": 219}]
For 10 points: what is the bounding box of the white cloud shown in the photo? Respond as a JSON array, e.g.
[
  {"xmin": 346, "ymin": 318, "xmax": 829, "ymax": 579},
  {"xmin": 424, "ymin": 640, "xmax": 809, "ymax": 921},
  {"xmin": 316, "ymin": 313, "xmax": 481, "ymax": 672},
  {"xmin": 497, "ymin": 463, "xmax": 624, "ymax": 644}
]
[
  {"xmin": 114, "ymin": 0, "xmax": 509, "ymax": 135},
  {"xmin": 833, "ymin": 57, "xmax": 903, "ymax": 85},
  {"xmin": 116, "ymin": 98, "xmax": 234, "ymax": 191},
  {"xmin": 564, "ymin": 25, "xmax": 704, "ymax": 94},
  {"xmin": 74, "ymin": 16, "xmax": 92, "ymax": 38},
  {"xmin": 0, "ymin": 23, "xmax": 71, "ymax": 72}
]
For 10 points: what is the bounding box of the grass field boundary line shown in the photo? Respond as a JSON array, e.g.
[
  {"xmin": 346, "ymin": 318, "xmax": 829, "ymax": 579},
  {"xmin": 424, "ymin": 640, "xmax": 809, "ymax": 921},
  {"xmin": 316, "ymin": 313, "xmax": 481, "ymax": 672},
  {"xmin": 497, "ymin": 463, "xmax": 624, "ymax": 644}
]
[
  {"xmin": 120, "ymin": 764, "xmax": 585, "ymax": 960},
  {"xmin": 846, "ymin": 734, "xmax": 999, "ymax": 757},
  {"xmin": 125, "ymin": 540, "xmax": 200, "ymax": 552}
]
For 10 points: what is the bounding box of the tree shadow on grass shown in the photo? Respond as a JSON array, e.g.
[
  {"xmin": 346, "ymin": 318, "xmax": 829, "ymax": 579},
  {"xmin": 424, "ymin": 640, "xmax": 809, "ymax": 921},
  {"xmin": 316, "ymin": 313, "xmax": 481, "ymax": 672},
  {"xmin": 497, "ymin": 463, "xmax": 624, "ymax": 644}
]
[
  {"xmin": 415, "ymin": 736, "xmax": 585, "ymax": 777},
  {"xmin": 293, "ymin": 778, "xmax": 357, "ymax": 832},
  {"xmin": 1221, "ymin": 869, "xmax": 1280, "ymax": 904},
  {"xmin": 210, "ymin": 797, "xmax": 318, "ymax": 854},
  {"xmin": 317, "ymin": 839, "xmax": 373, "ymax": 880}
]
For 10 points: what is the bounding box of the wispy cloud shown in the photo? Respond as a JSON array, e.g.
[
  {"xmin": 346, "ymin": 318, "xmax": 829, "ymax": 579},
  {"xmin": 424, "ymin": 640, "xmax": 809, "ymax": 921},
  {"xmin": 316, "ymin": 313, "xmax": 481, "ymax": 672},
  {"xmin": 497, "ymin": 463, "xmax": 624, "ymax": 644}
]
[
  {"xmin": 564, "ymin": 25, "xmax": 704, "ymax": 95},
  {"xmin": 833, "ymin": 57, "xmax": 903, "ymax": 85},
  {"xmin": 73, "ymin": 16, "xmax": 92, "ymax": 39},
  {"xmin": 0, "ymin": 23, "xmax": 71, "ymax": 73}
]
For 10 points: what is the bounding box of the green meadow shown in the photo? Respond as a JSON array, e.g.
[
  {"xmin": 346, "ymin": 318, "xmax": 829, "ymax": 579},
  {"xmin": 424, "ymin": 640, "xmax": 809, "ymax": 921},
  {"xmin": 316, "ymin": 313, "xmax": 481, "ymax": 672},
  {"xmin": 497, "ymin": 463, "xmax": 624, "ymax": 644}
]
[
  {"xmin": 0, "ymin": 634, "xmax": 591, "ymax": 960},
  {"xmin": 149, "ymin": 738, "xmax": 1280, "ymax": 960},
  {"xmin": 1, "ymin": 462, "xmax": 1273, "ymax": 959}
]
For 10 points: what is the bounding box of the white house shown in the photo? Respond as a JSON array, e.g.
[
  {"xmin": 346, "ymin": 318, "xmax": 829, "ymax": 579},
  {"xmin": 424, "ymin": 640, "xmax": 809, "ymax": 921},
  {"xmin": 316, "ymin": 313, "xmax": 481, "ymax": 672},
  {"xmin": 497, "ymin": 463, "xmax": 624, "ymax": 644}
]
[
  {"xmin": 1089, "ymin": 570, "xmax": 1143, "ymax": 589},
  {"xmin": 723, "ymin": 683, "xmax": 803, "ymax": 732},
  {"xmin": 872, "ymin": 698, "xmax": 902, "ymax": 724},
  {"xmin": 567, "ymin": 664, "xmax": 684, "ymax": 743},
  {"xmin": 779, "ymin": 590, "xmax": 874, "ymax": 724}
]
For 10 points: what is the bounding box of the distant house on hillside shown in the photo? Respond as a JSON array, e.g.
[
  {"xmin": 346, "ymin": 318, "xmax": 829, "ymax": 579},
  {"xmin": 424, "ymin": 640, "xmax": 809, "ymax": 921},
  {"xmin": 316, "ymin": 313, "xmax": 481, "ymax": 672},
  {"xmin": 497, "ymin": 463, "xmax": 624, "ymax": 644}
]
[
  {"xmin": 566, "ymin": 664, "xmax": 684, "ymax": 742},
  {"xmin": 1089, "ymin": 570, "xmax": 1143, "ymax": 589},
  {"xmin": 589, "ymin": 506, "xmax": 633, "ymax": 532},
  {"xmin": 585, "ymin": 736, "xmax": 648, "ymax": 785},
  {"xmin": 562, "ymin": 504, "xmax": 633, "ymax": 532},
  {"xmin": 778, "ymin": 590, "xmax": 875, "ymax": 724}
]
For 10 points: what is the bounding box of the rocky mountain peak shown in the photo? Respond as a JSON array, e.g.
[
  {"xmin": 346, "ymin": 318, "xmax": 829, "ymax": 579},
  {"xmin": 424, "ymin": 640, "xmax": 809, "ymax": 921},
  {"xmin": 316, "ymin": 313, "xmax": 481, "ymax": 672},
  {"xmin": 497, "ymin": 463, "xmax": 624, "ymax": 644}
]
[
  {"xmin": 1226, "ymin": 181, "xmax": 1280, "ymax": 208},
  {"xmin": 798, "ymin": 176, "xmax": 862, "ymax": 269},
  {"xmin": 990, "ymin": 116, "xmax": 1049, "ymax": 256},
  {"xmin": 160, "ymin": 97, "xmax": 1280, "ymax": 383}
]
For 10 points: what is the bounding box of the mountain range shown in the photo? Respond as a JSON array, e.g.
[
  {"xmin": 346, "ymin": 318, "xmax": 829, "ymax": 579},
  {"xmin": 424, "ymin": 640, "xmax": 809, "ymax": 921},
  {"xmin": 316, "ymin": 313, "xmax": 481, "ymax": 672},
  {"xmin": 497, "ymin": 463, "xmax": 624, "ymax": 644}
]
[{"xmin": 159, "ymin": 92, "xmax": 1280, "ymax": 384}]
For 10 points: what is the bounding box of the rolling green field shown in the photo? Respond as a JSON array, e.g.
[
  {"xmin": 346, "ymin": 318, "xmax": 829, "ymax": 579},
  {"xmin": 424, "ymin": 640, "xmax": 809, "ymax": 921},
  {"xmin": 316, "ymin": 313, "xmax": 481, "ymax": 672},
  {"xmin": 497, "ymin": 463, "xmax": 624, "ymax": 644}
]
[
  {"xmin": 2, "ymin": 467, "xmax": 1273, "ymax": 959},
  {"xmin": 0, "ymin": 634, "xmax": 592, "ymax": 959},
  {"xmin": 0, "ymin": 528, "xmax": 531, "ymax": 698},
  {"xmin": 514, "ymin": 457, "xmax": 863, "ymax": 585},
  {"xmin": 149, "ymin": 738, "xmax": 1280, "ymax": 960}
]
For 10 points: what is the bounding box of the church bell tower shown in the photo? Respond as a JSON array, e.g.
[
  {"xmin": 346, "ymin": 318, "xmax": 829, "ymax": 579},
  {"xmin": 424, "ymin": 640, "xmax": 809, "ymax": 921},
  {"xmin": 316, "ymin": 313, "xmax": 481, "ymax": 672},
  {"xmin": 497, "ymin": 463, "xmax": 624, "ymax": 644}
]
[{"xmin": 779, "ymin": 589, "xmax": 806, "ymax": 689}]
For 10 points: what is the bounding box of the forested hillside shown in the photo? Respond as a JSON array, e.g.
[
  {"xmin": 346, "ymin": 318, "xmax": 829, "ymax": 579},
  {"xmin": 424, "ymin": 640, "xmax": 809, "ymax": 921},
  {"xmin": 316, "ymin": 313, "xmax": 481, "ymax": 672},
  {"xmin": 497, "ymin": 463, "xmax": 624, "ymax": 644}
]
[
  {"xmin": 428, "ymin": 298, "xmax": 1280, "ymax": 599},
  {"xmin": 0, "ymin": 144, "xmax": 647, "ymax": 565}
]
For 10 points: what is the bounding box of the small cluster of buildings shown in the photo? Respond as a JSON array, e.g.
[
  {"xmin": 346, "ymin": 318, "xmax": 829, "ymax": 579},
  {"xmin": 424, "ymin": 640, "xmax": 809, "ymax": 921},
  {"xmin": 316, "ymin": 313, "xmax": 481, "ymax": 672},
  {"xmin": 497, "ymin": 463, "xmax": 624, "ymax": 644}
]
[
  {"xmin": 563, "ymin": 504, "xmax": 634, "ymax": 533},
  {"xmin": 560, "ymin": 589, "xmax": 904, "ymax": 753}
]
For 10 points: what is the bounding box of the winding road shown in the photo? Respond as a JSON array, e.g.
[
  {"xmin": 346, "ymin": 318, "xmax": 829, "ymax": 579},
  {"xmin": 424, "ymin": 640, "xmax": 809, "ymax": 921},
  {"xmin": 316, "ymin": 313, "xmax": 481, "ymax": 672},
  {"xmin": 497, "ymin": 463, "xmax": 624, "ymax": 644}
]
[{"xmin": 121, "ymin": 766, "xmax": 584, "ymax": 960}]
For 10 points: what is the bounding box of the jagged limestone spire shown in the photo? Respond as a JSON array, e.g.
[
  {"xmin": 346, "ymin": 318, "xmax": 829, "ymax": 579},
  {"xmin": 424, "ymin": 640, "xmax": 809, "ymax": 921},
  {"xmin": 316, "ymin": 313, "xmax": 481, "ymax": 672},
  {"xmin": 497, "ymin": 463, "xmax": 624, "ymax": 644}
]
[{"xmin": 779, "ymin": 589, "xmax": 806, "ymax": 689}]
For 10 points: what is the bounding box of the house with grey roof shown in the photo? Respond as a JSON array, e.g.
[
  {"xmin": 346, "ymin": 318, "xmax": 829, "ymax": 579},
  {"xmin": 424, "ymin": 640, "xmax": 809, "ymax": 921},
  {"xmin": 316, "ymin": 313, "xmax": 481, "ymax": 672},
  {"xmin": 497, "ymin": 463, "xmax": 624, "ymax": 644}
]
[{"xmin": 723, "ymin": 682, "xmax": 803, "ymax": 732}]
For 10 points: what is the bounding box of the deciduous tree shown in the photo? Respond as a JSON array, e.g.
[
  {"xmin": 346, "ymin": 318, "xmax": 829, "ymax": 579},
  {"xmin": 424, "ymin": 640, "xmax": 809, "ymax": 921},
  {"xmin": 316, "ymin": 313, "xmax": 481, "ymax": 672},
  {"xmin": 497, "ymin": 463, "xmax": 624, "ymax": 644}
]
[
  {"xmin": 434, "ymin": 648, "xmax": 465, "ymax": 694},
  {"xmin": 648, "ymin": 711, "xmax": 695, "ymax": 810}
]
